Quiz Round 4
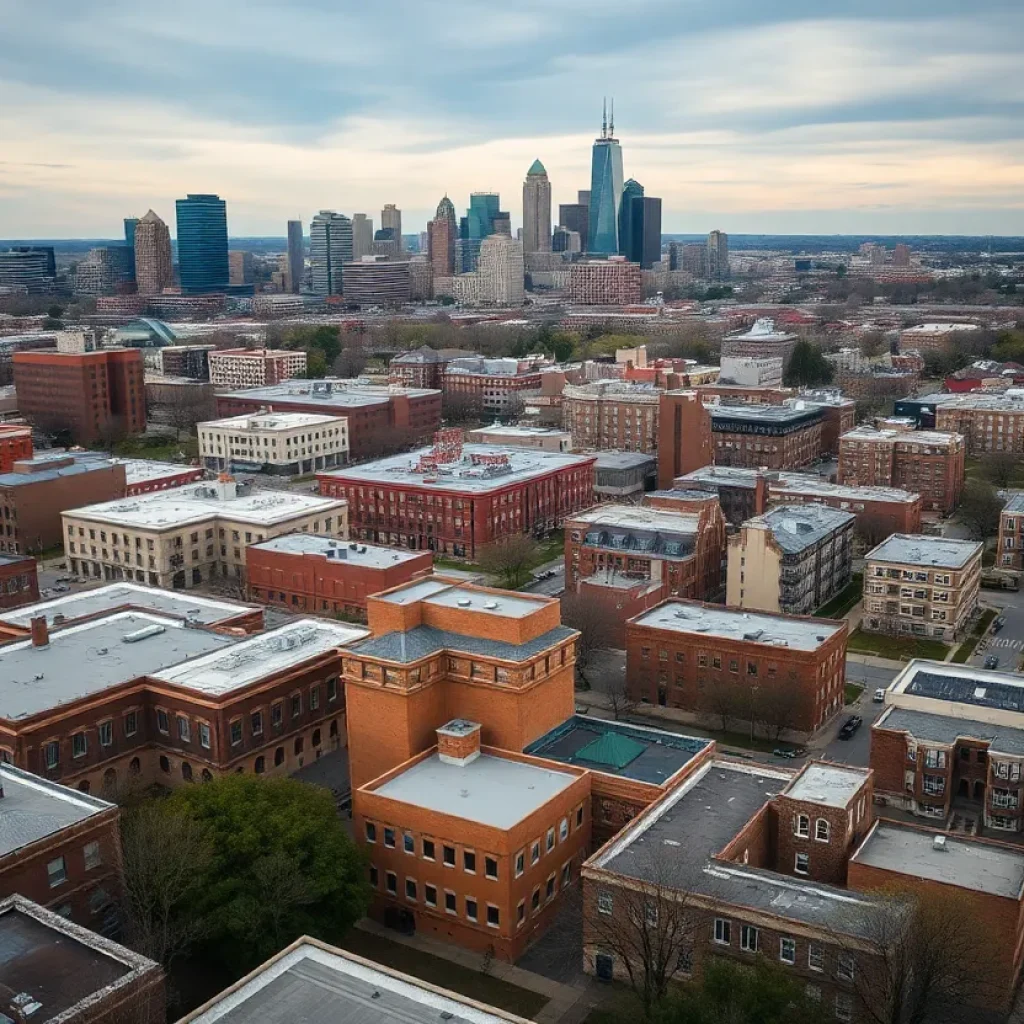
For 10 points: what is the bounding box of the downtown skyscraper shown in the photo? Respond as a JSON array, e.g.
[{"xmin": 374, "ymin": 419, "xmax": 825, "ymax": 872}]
[
  {"xmin": 309, "ymin": 211, "xmax": 353, "ymax": 296},
  {"xmin": 175, "ymin": 193, "xmax": 229, "ymax": 294},
  {"xmin": 381, "ymin": 204, "xmax": 402, "ymax": 252},
  {"xmin": 587, "ymin": 100, "xmax": 623, "ymax": 255},
  {"xmin": 286, "ymin": 220, "xmax": 304, "ymax": 293},
  {"xmin": 428, "ymin": 196, "xmax": 457, "ymax": 278},
  {"xmin": 133, "ymin": 210, "xmax": 173, "ymax": 295},
  {"xmin": 522, "ymin": 159, "xmax": 551, "ymax": 254}
]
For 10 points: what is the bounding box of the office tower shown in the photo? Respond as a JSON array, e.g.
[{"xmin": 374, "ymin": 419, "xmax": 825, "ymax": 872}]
[
  {"xmin": 122, "ymin": 217, "xmax": 138, "ymax": 283},
  {"xmin": 492, "ymin": 211, "xmax": 512, "ymax": 237},
  {"xmin": 133, "ymin": 210, "xmax": 173, "ymax": 295},
  {"xmin": 381, "ymin": 205, "xmax": 402, "ymax": 252},
  {"xmin": 558, "ymin": 202, "xmax": 589, "ymax": 252},
  {"xmin": 668, "ymin": 242, "xmax": 679, "ymax": 271},
  {"xmin": 309, "ymin": 210, "xmax": 353, "ymax": 296},
  {"xmin": 228, "ymin": 250, "xmax": 254, "ymax": 285},
  {"xmin": 417, "ymin": 231, "xmax": 428, "ymax": 254},
  {"xmin": 552, "ymin": 227, "xmax": 581, "ymax": 254},
  {"xmin": 478, "ymin": 235, "xmax": 525, "ymax": 305},
  {"xmin": 636, "ymin": 196, "xmax": 662, "ymax": 269},
  {"xmin": 681, "ymin": 243, "xmax": 706, "ymax": 277},
  {"xmin": 175, "ymin": 193, "xmax": 229, "ymax": 294},
  {"xmin": 372, "ymin": 228, "xmax": 399, "ymax": 259},
  {"xmin": 0, "ymin": 249, "xmax": 55, "ymax": 293},
  {"xmin": 73, "ymin": 246, "xmax": 134, "ymax": 295},
  {"xmin": 522, "ymin": 159, "xmax": 552, "ymax": 254},
  {"xmin": 618, "ymin": 178, "xmax": 644, "ymax": 261},
  {"xmin": 707, "ymin": 229, "xmax": 729, "ymax": 282},
  {"xmin": 587, "ymin": 99, "xmax": 624, "ymax": 254},
  {"xmin": 459, "ymin": 193, "xmax": 501, "ymax": 272},
  {"xmin": 350, "ymin": 214, "xmax": 373, "ymax": 261},
  {"xmin": 893, "ymin": 243, "xmax": 911, "ymax": 267},
  {"xmin": 286, "ymin": 219, "xmax": 304, "ymax": 293},
  {"xmin": 428, "ymin": 195, "xmax": 457, "ymax": 279}
]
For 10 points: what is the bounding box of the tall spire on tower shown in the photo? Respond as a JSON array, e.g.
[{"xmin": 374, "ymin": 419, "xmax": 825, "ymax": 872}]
[
  {"xmin": 609, "ymin": 97, "xmax": 614, "ymax": 137},
  {"xmin": 601, "ymin": 97, "xmax": 607, "ymax": 140}
]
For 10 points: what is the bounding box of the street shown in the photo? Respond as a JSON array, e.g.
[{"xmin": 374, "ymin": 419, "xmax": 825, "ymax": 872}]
[{"xmin": 971, "ymin": 587, "xmax": 1024, "ymax": 671}]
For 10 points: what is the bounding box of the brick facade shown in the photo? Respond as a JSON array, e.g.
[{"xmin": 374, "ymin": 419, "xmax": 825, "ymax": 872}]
[{"xmin": 0, "ymin": 553, "xmax": 38, "ymax": 609}]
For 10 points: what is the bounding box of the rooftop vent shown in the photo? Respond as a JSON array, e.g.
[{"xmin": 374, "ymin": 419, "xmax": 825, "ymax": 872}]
[
  {"xmin": 457, "ymin": 598, "xmax": 471, "ymax": 607},
  {"xmin": 483, "ymin": 601, "xmax": 498, "ymax": 610},
  {"xmin": 122, "ymin": 624, "xmax": 166, "ymax": 644},
  {"xmin": 933, "ymin": 835, "xmax": 947, "ymax": 852}
]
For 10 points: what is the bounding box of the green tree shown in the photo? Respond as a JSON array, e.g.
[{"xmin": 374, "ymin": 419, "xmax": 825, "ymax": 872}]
[
  {"xmin": 304, "ymin": 348, "xmax": 328, "ymax": 378},
  {"xmin": 783, "ymin": 338, "xmax": 835, "ymax": 388},
  {"xmin": 169, "ymin": 775, "xmax": 369, "ymax": 973}
]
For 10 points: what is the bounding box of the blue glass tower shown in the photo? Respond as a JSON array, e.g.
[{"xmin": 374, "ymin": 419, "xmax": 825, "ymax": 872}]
[
  {"xmin": 459, "ymin": 193, "xmax": 500, "ymax": 271},
  {"xmin": 175, "ymin": 193, "xmax": 229, "ymax": 294},
  {"xmin": 587, "ymin": 100, "xmax": 624, "ymax": 255},
  {"xmin": 123, "ymin": 217, "xmax": 139, "ymax": 283},
  {"xmin": 619, "ymin": 179, "xmax": 644, "ymax": 261}
]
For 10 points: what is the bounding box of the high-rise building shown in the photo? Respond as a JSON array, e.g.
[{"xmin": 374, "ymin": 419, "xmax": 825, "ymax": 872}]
[
  {"xmin": 343, "ymin": 256, "xmax": 412, "ymax": 308},
  {"xmin": 522, "ymin": 159, "xmax": 552, "ymax": 254},
  {"xmin": 122, "ymin": 217, "xmax": 138, "ymax": 283},
  {"xmin": 381, "ymin": 205, "xmax": 402, "ymax": 252},
  {"xmin": 228, "ymin": 250, "xmax": 254, "ymax": 285},
  {"xmin": 668, "ymin": 242, "xmax": 679, "ymax": 270},
  {"xmin": 459, "ymin": 193, "xmax": 501, "ymax": 272},
  {"xmin": 893, "ymin": 243, "xmax": 912, "ymax": 267},
  {"xmin": 553, "ymin": 227, "xmax": 581, "ymax": 254},
  {"xmin": 286, "ymin": 219, "xmax": 304, "ymax": 293},
  {"xmin": 587, "ymin": 100, "xmax": 624, "ymax": 254},
  {"xmin": 372, "ymin": 228, "xmax": 399, "ymax": 259},
  {"xmin": 133, "ymin": 210, "xmax": 173, "ymax": 295},
  {"xmin": 175, "ymin": 194, "xmax": 229, "ymax": 294},
  {"xmin": 73, "ymin": 246, "xmax": 134, "ymax": 295},
  {"xmin": 707, "ymin": 229, "xmax": 729, "ymax": 281},
  {"xmin": 636, "ymin": 196, "xmax": 662, "ymax": 269},
  {"xmin": 351, "ymin": 214, "xmax": 374, "ymax": 260},
  {"xmin": 309, "ymin": 211, "xmax": 353, "ymax": 296},
  {"xmin": 680, "ymin": 243, "xmax": 706, "ymax": 277},
  {"xmin": 618, "ymin": 178, "xmax": 644, "ymax": 261},
  {"xmin": 477, "ymin": 235, "xmax": 525, "ymax": 305},
  {"xmin": 427, "ymin": 196, "xmax": 457, "ymax": 278},
  {"xmin": 0, "ymin": 249, "xmax": 54, "ymax": 294}
]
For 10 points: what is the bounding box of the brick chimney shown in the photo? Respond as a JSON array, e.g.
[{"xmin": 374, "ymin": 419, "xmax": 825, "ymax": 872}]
[
  {"xmin": 437, "ymin": 720, "xmax": 481, "ymax": 766},
  {"xmin": 29, "ymin": 615, "xmax": 49, "ymax": 648}
]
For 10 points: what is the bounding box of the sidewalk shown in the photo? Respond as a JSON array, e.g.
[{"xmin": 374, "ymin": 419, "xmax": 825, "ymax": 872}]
[{"xmin": 354, "ymin": 918, "xmax": 600, "ymax": 1024}]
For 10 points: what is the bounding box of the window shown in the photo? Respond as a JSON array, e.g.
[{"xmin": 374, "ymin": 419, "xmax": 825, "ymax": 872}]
[
  {"xmin": 384, "ymin": 828, "xmax": 396, "ymax": 849},
  {"xmin": 806, "ymin": 984, "xmax": 821, "ymax": 1003},
  {"xmin": 740, "ymin": 925, "xmax": 759, "ymax": 953},
  {"xmin": 531, "ymin": 841, "xmax": 541, "ymax": 865},
  {"xmin": 385, "ymin": 872, "xmax": 397, "ymax": 895},
  {"xmin": 464, "ymin": 850, "xmax": 476, "ymax": 873},
  {"xmin": 365, "ymin": 822, "xmax": 377, "ymax": 843},
  {"xmin": 443, "ymin": 845, "xmax": 456, "ymax": 867},
  {"xmin": 47, "ymin": 856, "xmax": 67, "ymax": 888},
  {"xmin": 124, "ymin": 711, "xmax": 137, "ymax": 737},
  {"xmin": 72, "ymin": 732, "xmax": 87, "ymax": 759},
  {"xmin": 271, "ymin": 703, "xmax": 283, "ymax": 727},
  {"xmin": 310, "ymin": 686, "xmax": 320, "ymax": 711},
  {"xmin": 546, "ymin": 826, "xmax": 555, "ymax": 852},
  {"xmin": 815, "ymin": 819, "xmax": 830, "ymax": 843},
  {"xmin": 808, "ymin": 943, "xmax": 824, "ymax": 972},
  {"xmin": 517, "ymin": 900, "xmax": 526, "ymax": 927},
  {"xmin": 291, "ymin": 694, "xmax": 301, "ymax": 718},
  {"xmin": 515, "ymin": 850, "xmax": 525, "ymax": 877},
  {"xmin": 405, "ymin": 878, "xmax": 417, "ymax": 901},
  {"xmin": 466, "ymin": 898, "xmax": 478, "ymax": 922},
  {"xmin": 369, "ymin": 865, "xmax": 378, "ymax": 887},
  {"xmin": 598, "ymin": 891, "xmax": 613, "ymax": 915},
  {"xmin": 795, "ymin": 814, "xmax": 810, "ymax": 838},
  {"xmin": 546, "ymin": 875, "xmax": 556, "ymax": 901},
  {"xmin": 837, "ymin": 952, "xmax": 855, "ymax": 982},
  {"xmin": 924, "ymin": 749, "xmax": 947, "ymax": 769},
  {"xmin": 576, "ymin": 805, "xmax": 584, "ymax": 828},
  {"xmin": 83, "ymin": 841, "xmax": 102, "ymax": 870},
  {"xmin": 485, "ymin": 856, "xmax": 498, "ymax": 880},
  {"xmin": 795, "ymin": 853, "xmax": 809, "ymax": 875},
  {"xmin": 199, "ymin": 723, "xmax": 210, "ymax": 749},
  {"xmin": 423, "ymin": 839, "xmax": 435, "ymax": 861},
  {"xmin": 835, "ymin": 993, "xmax": 853, "ymax": 1023},
  {"xmin": 403, "ymin": 834, "xmax": 415, "ymax": 855},
  {"xmin": 230, "ymin": 719, "xmax": 242, "ymax": 746},
  {"xmin": 445, "ymin": 891, "xmax": 457, "ymax": 914},
  {"xmin": 44, "ymin": 741, "xmax": 59, "ymax": 769},
  {"xmin": 486, "ymin": 905, "xmax": 500, "ymax": 928},
  {"xmin": 177, "ymin": 716, "xmax": 191, "ymax": 743},
  {"xmin": 98, "ymin": 721, "xmax": 112, "ymax": 747},
  {"xmin": 559, "ymin": 817, "xmax": 569, "ymax": 842},
  {"xmin": 250, "ymin": 711, "xmax": 263, "ymax": 736},
  {"xmin": 780, "ymin": 937, "xmax": 796, "ymax": 965},
  {"xmin": 425, "ymin": 884, "xmax": 437, "ymax": 907},
  {"xmin": 713, "ymin": 918, "xmax": 731, "ymax": 945}
]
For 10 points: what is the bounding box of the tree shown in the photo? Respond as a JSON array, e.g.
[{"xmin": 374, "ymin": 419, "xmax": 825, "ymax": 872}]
[
  {"xmin": 858, "ymin": 331, "xmax": 887, "ymax": 358},
  {"xmin": 560, "ymin": 590, "xmax": 619, "ymax": 691},
  {"xmin": 754, "ymin": 679, "xmax": 803, "ymax": 743},
  {"xmin": 957, "ymin": 478, "xmax": 1003, "ymax": 541},
  {"xmin": 980, "ymin": 451, "xmax": 1018, "ymax": 490},
  {"xmin": 442, "ymin": 390, "xmax": 485, "ymax": 426},
  {"xmin": 167, "ymin": 774, "xmax": 369, "ymax": 973},
  {"xmin": 304, "ymin": 349, "xmax": 328, "ymax": 378},
  {"xmin": 477, "ymin": 534, "xmax": 541, "ymax": 588},
  {"xmin": 783, "ymin": 339, "xmax": 834, "ymax": 388},
  {"xmin": 164, "ymin": 386, "xmax": 213, "ymax": 441}
]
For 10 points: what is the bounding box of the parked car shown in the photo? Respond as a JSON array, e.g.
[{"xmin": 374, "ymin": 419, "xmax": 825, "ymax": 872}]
[
  {"xmin": 838, "ymin": 715, "xmax": 863, "ymax": 740},
  {"xmin": 773, "ymin": 746, "xmax": 808, "ymax": 759},
  {"xmin": 993, "ymin": 616, "xmax": 1006, "ymax": 633},
  {"xmin": 985, "ymin": 655, "xmax": 1000, "ymax": 670},
  {"xmin": 873, "ymin": 688, "xmax": 886, "ymax": 703}
]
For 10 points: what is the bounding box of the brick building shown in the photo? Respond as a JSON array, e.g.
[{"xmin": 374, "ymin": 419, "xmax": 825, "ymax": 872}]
[
  {"xmin": 719, "ymin": 318, "xmax": 798, "ymax": 364},
  {"xmin": 568, "ymin": 259, "xmax": 642, "ymax": 305},
  {"xmin": 214, "ymin": 380, "xmax": 442, "ymax": 459},
  {"xmin": 656, "ymin": 390, "xmax": 713, "ymax": 489},
  {"xmin": 0, "ymin": 424, "xmax": 32, "ymax": 471},
  {"xmin": 895, "ymin": 391, "xmax": 1024, "ymax": 455},
  {"xmin": 862, "ymin": 534, "xmax": 981, "ymax": 642},
  {"xmin": 207, "ymin": 347, "xmax": 307, "ymax": 387},
  {"xmin": 625, "ymin": 600, "xmax": 848, "ymax": 734},
  {"xmin": 709, "ymin": 403, "xmax": 824, "ymax": 471},
  {"xmin": 562, "ymin": 381, "xmax": 661, "ymax": 453},
  {"xmin": 0, "ymin": 552, "xmax": 38, "ymax": 609},
  {"xmin": 0, "ymin": 895, "xmax": 164, "ymax": 1024},
  {"xmin": 13, "ymin": 348, "xmax": 146, "ymax": 445},
  {"xmin": 466, "ymin": 424, "xmax": 572, "ymax": 452},
  {"xmin": 247, "ymin": 535, "xmax": 433, "ymax": 620},
  {"xmin": 117, "ymin": 458, "xmax": 205, "ymax": 495},
  {"xmin": 442, "ymin": 356, "xmax": 544, "ymax": 417},
  {"xmin": 319, "ymin": 432, "xmax": 595, "ymax": 560},
  {"xmin": 997, "ymin": 493, "xmax": 1024, "ymax": 571},
  {"xmin": 726, "ymin": 504, "xmax": 855, "ymax": 616},
  {"xmin": 898, "ymin": 322, "xmax": 980, "ymax": 355},
  {"xmin": 388, "ymin": 346, "xmax": 469, "ymax": 389},
  {"xmin": 0, "ymin": 611, "xmax": 367, "ymax": 794},
  {"xmin": 0, "ymin": 455, "xmax": 127, "ymax": 556},
  {"xmin": 838, "ymin": 426, "xmax": 965, "ymax": 514}
]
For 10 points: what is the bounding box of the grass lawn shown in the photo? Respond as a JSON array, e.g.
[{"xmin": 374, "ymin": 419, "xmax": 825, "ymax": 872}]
[
  {"xmin": 581, "ymin": 982, "xmax": 643, "ymax": 1024},
  {"xmin": 846, "ymin": 627, "xmax": 950, "ymax": 662},
  {"xmin": 845, "ymin": 682, "xmax": 865, "ymax": 705},
  {"xmin": 815, "ymin": 573, "xmax": 864, "ymax": 619},
  {"xmin": 965, "ymin": 456, "xmax": 1024, "ymax": 488},
  {"xmin": 434, "ymin": 530, "xmax": 565, "ymax": 583},
  {"xmin": 951, "ymin": 608, "xmax": 999, "ymax": 664},
  {"xmin": 338, "ymin": 929, "xmax": 548, "ymax": 1019}
]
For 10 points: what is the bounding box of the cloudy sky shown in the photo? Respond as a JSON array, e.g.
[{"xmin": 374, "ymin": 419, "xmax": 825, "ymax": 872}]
[{"xmin": 2, "ymin": 0, "xmax": 1023, "ymax": 238}]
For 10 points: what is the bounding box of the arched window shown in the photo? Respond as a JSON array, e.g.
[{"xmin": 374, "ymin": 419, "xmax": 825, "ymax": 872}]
[
  {"xmin": 329, "ymin": 719, "xmax": 339, "ymax": 738},
  {"xmin": 181, "ymin": 761, "xmax": 193, "ymax": 782},
  {"xmin": 102, "ymin": 767, "xmax": 117, "ymax": 794},
  {"xmin": 201, "ymin": 768, "xmax": 213, "ymax": 782},
  {"xmin": 294, "ymin": 736, "xmax": 304, "ymax": 756},
  {"xmin": 254, "ymin": 756, "xmax": 265, "ymax": 774},
  {"xmin": 78, "ymin": 780, "xmax": 91, "ymax": 794},
  {"xmin": 275, "ymin": 747, "xmax": 285, "ymax": 767},
  {"xmin": 795, "ymin": 814, "xmax": 810, "ymax": 838},
  {"xmin": 815, "ymin": 818, "xmax": 830, "ymax": 843}
]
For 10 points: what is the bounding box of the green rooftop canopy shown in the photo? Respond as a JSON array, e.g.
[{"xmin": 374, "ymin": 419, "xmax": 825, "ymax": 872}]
[{"xmin": 574, "ymin": 732, "xmax": 646, "ymax": 770}]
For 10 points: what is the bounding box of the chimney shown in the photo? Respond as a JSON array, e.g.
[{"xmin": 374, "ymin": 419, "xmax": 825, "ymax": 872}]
[
  {"xmin": 29, "ymin": 616, "xmax": 49, "ymax": 649},
  {"xmin": 436, "ymin": 720, "xmax": 481, "ymax": 767}
]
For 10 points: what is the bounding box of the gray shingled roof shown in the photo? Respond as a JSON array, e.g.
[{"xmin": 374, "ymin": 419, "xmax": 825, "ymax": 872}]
[
  {"xmin": 350, "ymin": 624, "xmax": 576, "ymax": 664},
  {"xmin": 880, "ymin": 707, "xmax": 1024, "ymax": 756}
]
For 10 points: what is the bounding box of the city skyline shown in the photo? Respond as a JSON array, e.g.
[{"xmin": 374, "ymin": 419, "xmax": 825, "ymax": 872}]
[{"xmin": 1, "ymin": 1, "xmax": 1023, "ymax": 238}]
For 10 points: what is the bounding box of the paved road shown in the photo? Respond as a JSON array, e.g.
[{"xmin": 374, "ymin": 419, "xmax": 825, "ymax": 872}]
[
  {"xmin": 519, "ymin": 558, "xmax": 566, "ymax": 597},
  {"xmin": 971, "ymin": 588, "xmax": 1024, "ymax": 671}
]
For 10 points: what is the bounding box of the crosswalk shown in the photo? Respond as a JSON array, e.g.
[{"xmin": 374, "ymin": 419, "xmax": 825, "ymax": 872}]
[{"xmin": 982, "ymin": 637, "xmax": 1024, "ymax": 651}]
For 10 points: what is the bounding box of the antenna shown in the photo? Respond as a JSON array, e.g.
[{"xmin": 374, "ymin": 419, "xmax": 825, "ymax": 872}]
[
  {"xmin": 609, "ymin": 97, "xmax": 615, "ymax": 137},
  {"xmin": 602, "ymin": 97, "xmax": 607, "ymax": 140}
]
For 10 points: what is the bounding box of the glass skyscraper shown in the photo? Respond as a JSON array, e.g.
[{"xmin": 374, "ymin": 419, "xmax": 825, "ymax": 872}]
[
  {"xmin": 122, "ymin": 217, "xmax": 138, "ymax": 283},
  {"xmin": 587, "ymin": 104, "xmax": 623, "ymax": 255},
  {"xmin": 175, "ymin": 194, "xmax": 229, "ymax": 294},
  {"xmin": 458, "ymin": 193, "xmax": 501, "ymax": 272},
  {"xmin": 618, "ymin": 179, "xmax": 644, "ymax": 262},
  {"xmin": 309, "ymin": 211, "xmax": 353, "ymax": 296}
]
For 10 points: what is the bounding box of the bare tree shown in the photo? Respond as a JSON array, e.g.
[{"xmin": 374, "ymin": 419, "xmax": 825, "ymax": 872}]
[
  {"xmin": 477, "ymin": 534, "xmax": 541, "ymax": 589},
  {"xmin": 754, "ymin": 679, "xmax": 804, "ymax": 743},
  {"xmin": 561, "ymin": 590, "xmax": 620, "ymax": 690},
  {"xmin": 605, "ymin": 672, "xmax": 641, "ymax": 720},
  {"xmin": 957, "ymin": 479, "xmax": 1004, "ymax": 541},
  {"xmin": 980, "ymin": 451, "xmax": 1019, "ymax": 490},
  {"xmin": 442, "ymin": 390, "xmax": 485, "ymax": 426},
  {"xmin": 164, "ymin": 386, "xmax": 212, "ymax": 442},
  {"xmin": 697, "ymin": 679, "xmax": 744, "ymax": 734}
]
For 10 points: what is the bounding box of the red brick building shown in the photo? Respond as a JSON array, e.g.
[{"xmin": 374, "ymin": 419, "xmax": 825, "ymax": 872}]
[
  {"xmin": 562, "ymin": 381, "xmax": 661, "ymax": 454},
  {"xmin": 997, "ymin": 493, "xmax": 1024, "ymax": 571},
  {"xmin": 0, "ymin": 424, "xmax": 33, "ymax": 472},
  {"xmin": 119, "ymin": 458, "xmax": 205, "ymax": 495},
  {"xmin": 625, "ymin": 600, "xmax": 848, "ymax": 734},
  {"xmin": 214, "ymin": 380, "xmax": 442, "ymax": 459},
  {"xmin": 13, "ymin": 348, "xmax": 146, "ymax": 445},
  {"xmin": 388, "ymin": 346, "xmax": 469, "ymax": 389},
  {"xmin": 838, "ymin": 426, "xmax": 965, "ymax": 514},
  {"xmin": 319, "ymin": 431, "xmax": 596, "ymax": 560},
  {"xmin": 207, "ymin": 347, "xmax": 307, "ymax": 387},
  {"xmin": 709, "ymin": 403, "xmax": 824, "ymax": 471},
  {"xmin": 0, "ymin": 553, "xmax": 38, "ymax": 609},
  {"xmin": 247, "ymin": 535, "xmax": 433, "ymax": 620},
  {"xmin": 657, "ymin": 390, "xmax": 713, "ymax": 489},
  {"xmin": 442, "ymin": 356, "xmax": 544, "ymax": 417},
  {"xmin": 568, "ymin": 258, "xmax": 642, "ymax": 305}
]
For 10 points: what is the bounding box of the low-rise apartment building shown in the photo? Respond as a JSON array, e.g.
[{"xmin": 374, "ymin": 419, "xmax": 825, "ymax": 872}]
[
  {"xmin": 895, "ymin": 390, "xmax": 1024, "ymax": 455},
  {"xmin": 899, "ymin": 322, "xmax": 980, "ymax": 355},
  {"xmin": 562, "ymin": 381, "xmax": 661, "ymax": 453},
  {"xmin": 247, "ymin": 535, "xmax": 433, "ymax": 620},
  {"xmin": 997, "ymin": 492, "xmax": 1024, "ymax": 570},
  {"xmin": 207, "ymin": 347, "xmax": 307, "ymax": 387},
  {"xmin": 0, "ymin": 552, "xmax": 38, "ymax": 609},
  {"xmin": 709, "ymin": 403, "xmax": 823, "ymax": 471},
  {"xmin": 198, "ymin": 411, "xmax": 349, "ymax": 475},
  {"xmin": 863, "ymin": 534, "xmax": 982, "ymax": 642},
  {"xmin": 388, "ymin": 345, "xmax": 472, "ymax": 390},
  {"xmin": 62, "ymin": 477, "xmax": 347, "ymax": 589},
  {"xmin": 116, "ymin": 458, "xmax": 205, "ymax": 495},
  {"xmin": 626, "ymin": 600, "xmax": 848, "ymax": 734},
  {"xmin": 718, "ymin": 356, "xmax": 784, "ymax": 388},
  {"xmin": 443, "ymin": 356, "xmax": 544, "ymax": 416},
  {"xmin": 838, "ymin": 426, "xmax": 965, "ymax": 514},
  {"xmin": 726, "ymin": 504, "xmax": 855, "ymax": 615},
  {"xmin": 466, "ymin": 424, "xmax": 572, "ymax": 452}
]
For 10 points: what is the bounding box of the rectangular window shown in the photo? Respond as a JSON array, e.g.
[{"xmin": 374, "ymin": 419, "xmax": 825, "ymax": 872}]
[
  {"xmin": 327, "ymin": 676, "xmax": 338, "ymax": 702},
  {"xmin": 445, "ymin": 891, "xmax": 457, "ymax": 914},
  {"xmin": 83, "ymin": 841, "xmax": 102, "ymax": 870},
  {"xmin": 576, "ymin": 805, "xmax": 584, "ymax": 828},
  {"xmin": 44, "ymin": 741, "xmax": 59, "ymax": 769},
  {"xmin": 531, "ymin": 841, "xmax": 541, "ymax": 865},
  {"xmin": 515, "ymin": 851, "xmax": 525, "ymax": 877},
  {"xmin": 98, "ymin": 721, "xmax": 112, "ymax": 747},
  {"xmin": 425, "ymin": 884, "xmax": 437, "ymax": 907},
  {"xmin": 780, "ymin": 937, "xmax": 796, "ymax": 965},
  {"xmin": 310, "ymin": 686, "xmax": 320, "ymax": 711},
  {"xmin": 405, "ymin": 878, "xmax": 417, "ymax": 901},
  {"xmin": 795, "ymin": 814, "xmax": 809, "ymax": 837},
  {"xmin": 47, "ymin": 856, "xmax": 67, "ymax": 888},
  {"xmin": 485, "ymin": 856, "xmax": 498, "ymax": 880},
  {"xmin": 837, "ymin": 952, "xmax": 855, "ymax": 982},
  {"xmin": 71, "ymin": 732, "xmax": 87, "ymax": 759},
  {"xmin": 464, "ymin": 850, "xmax": 476, "ymax": 873},
  {"xmin": 365, "ymin": 822, "xmax": 377, "ymax": 843},
  {"xmin": 230, "ymin": 720, "xmax": 242, "ymax": 746},
  {"xmin": 177, "ymin": 716, "xmax": 191, "ymax": 742},
  {"xmin": 291, "ymin": 694, "xmax": 301, "ymax": 718},
  {"xmin": 271, "ymin": 703, "xmax": 283, "ymax": 727},
  {"xmin": 369, "ymin": 865, "xmax": 378, "ymax": 887},
  {"xmin": 795, "ymin": 852, "xmax": 809, "ymax": 875},
  {"xmin": 808, "ymin": 943, "xmax": 824, "ymax": 972},
  {"xmin": 466, "ymin": 898, "xmax": 478, "ymax": 922},
  {"xmin": 124, "ymin": 711, "xmax": 137, "ymax": 737},
  {"xmin": 546, "ymin": 875, "xmax": 556, "ymax": 901},
  {"xmin": 403, "ymin": 834, "xmax": 415, "ymax": 854},
  {"xmin": 486, "ymin": 905, "xmax": 500, "ymax": 928},
  {"xmin": 385, "ymin": 872, "xmax": 397, "ymax": 895},
  {"xmin": 423, "ymin": 839, "xmax": 435, "ymax": 861},
  {"xmin": 250, "ymin": 711, "xmax": 263, "ymax": 736},
  {"xmin": 443, "ymin": 845, "xmax": 456, "ymax": 867},
  {"xmin": 740, "ymin": 925, "xmax": 759, "ymax": 953},
  {"xmin": 546, "ymin": 827, "xmax": 555, "ymax": 852},
  {"xmin": 836, "ymin": 993, "xmax": 853, "ymax": 1023},
  {"xmin": 532, "ymin": 888, "xmax": 541, "ymax": 912},
  {"xmin": 713, "ymin": 918, "xmax": 731, "ymax": 944},
  {"xmin": 199, "ymin": 723, "xmax": 210, "ymax": 749},
  {"xmin": 598, "ymin": 891, "xmax": 613, "ymax": 915},
  {"xmin": 559, "ymin": 818, "xmax": 569, "ymax": 842},
  {"xmin": 384, "ymin": 828, "xmax": 396, "ymax": 849},
  {"xmin": 517, "ymin": 900, "xmax": 526, "ymax": 927}
]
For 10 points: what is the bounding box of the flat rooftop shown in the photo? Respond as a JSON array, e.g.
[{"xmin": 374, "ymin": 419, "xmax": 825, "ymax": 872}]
[
  {"xmin": 893, "ymin": 660, "xmax": 1024, "ymax": 713},
  {"xmin": 64, "ymin": 481, "xmax": 345, "ymax": 529},
  {"xmin": 468, "ymin": 424, "xmax": 569, "ymax": 438},
  {"xmin": 770, "ymin": 472, "xmax": 920, "ymax": 505},
  {"xmin": 851, "ymin": 822, "xmax": 1024, "ymax": 899},
  {"xmin": 221, "ymin": 380, "xmax": 439, "ymax": 408},
  {"xmin": 0, "ymin": 458, "xmax": 114, "ymax": 489},
  {"xmin": 352, "ymin": 623, "xmax": 576, "ymax": 665},
  {"xmin": 841, "ymin": 426, "xmax": 960, "ymax": 445},
  {"xmin": 783, "ymin": 763, "xmax": 868, "ymax": 808},
  {"xmin": 182, "ymin": 939, "xmax": 528, "ymax": 1024},
  {"xmin": 751, "ymin": 504, "xmax": 855, "ymax": 554},
  {"xmin": 0, "ymin": 582, "xmax": 257, "ymax": 629},
  {"xmin": 320, "ymin": 444, "xmax": 593, "ymax": 493},
  {"xmin": 112, "ymin": 458, "xmax": 200, "ymax": 484},
  {"xmin": 0, "ymin": 764, "xmax": 113, "ymax": 857},
  {"xmin": 902, "ymin": 322, "xmax": 980, "ymax": 334},
  {"xmin": 592, "ymin": 452, "xmax": 656, "ymax": 470},
  {"xmin": 1003, "ymin": 493, "xmax": 1024, "ymax": 514},
  {"xmin": 250, "ymin": 535, "xmax": 428, "ymax": 569},
  {"xmin": 0, "ymin": 612, "xmax": 235, "ymax": 720},
  {"xmin": 155, "ymin": 619, "xmax": 368, "ymax": 696},
  {"xmin": 709, "ymin": 403, "xmax": 821, "ymax": 425},
  {"xmin": 867, "ymin": 533, "xmax": 981, "ymax": 568},
  {"xmin": 201, "ymin": 411, "xmax": 346, "ymax": 430},
  {"xmin": 631, "ymin": 601, "xmax": 841, "ymax": 652},
  {"xmin": 570, "ymin": 505, "xmax": 700, "ymax": 534},
  {"xmin": 525, "ymin": 716, "xmax": 709, "ymax": 786},
  {"xmin": 370, "ymin": 752, "xmax": 577, "ymax": 829}
]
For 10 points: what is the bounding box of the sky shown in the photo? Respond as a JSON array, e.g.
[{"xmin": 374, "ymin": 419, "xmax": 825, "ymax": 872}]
[{"xmin": 2, "ymin": 0, "xmax": 1024, "ymax": 239}]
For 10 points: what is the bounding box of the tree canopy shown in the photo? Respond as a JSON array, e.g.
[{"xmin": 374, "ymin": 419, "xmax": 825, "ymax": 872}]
[{"xmin": 783, "ymin": 338, "xmax": 835, "ymax": 388}]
